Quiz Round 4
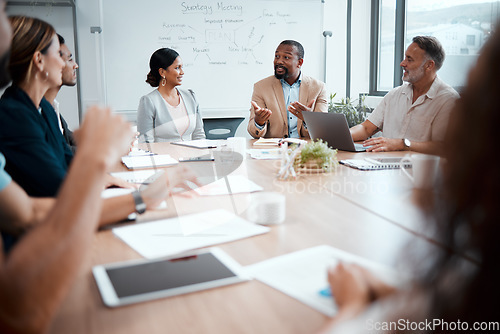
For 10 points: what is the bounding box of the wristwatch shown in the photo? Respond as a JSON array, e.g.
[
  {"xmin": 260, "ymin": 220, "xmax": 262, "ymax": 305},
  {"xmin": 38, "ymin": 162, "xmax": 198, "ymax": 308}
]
[
  {"xmin": 132, "ymin": 189, "xmax": 147, "ymax": 214},
  {"xmin": 403, "ymin": 138, "xmax": 412, "ymax": 150}
]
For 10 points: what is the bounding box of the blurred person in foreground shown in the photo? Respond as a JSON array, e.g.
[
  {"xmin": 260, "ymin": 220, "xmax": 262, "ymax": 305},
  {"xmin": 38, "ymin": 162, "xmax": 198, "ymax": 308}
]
[
  {"xmin": 0, "ymin": 7, "xmax": 196, "ymax": 333},
  {"xmin": 0, "ymin": 16, "xmax": 189, "ymax": 253}
]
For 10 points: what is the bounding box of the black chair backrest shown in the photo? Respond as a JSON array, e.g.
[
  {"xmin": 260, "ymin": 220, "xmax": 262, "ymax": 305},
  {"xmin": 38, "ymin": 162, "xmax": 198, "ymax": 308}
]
[{"xmin": 203, "ymin": 117, "xmax": 245, "ymax": 140}]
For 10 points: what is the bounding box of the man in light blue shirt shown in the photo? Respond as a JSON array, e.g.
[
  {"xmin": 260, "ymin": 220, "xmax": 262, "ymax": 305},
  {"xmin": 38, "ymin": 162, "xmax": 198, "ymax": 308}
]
[
  {"xmin": 280, "ymin": 72, "xmax": 302, "ymax": 138},
  {"xmin": 248, "ymin": 40, "xmax": 328, "ymax": 139}
]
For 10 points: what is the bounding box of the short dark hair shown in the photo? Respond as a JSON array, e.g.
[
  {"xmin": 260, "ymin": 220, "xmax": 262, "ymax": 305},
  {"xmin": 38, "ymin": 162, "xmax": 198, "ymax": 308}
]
[
  {"xmin": 412, "ymin": 36, "xmax": 445, "ymax": 70},
  {"xmin": 57, "ymin": 33, "xmax": 65, "ymax": 45},
  {"xmin": 279, "ymin": 40, "xmax": 304, "ymax": 59},
  {"xmin": 145, "ymin": 48, "xmax": 179, "ymax": 87}
]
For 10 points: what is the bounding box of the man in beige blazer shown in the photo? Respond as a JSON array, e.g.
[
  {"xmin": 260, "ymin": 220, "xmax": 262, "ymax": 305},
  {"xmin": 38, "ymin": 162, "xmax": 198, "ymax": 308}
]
[{"xmin": 248, "ymin": 40, "xmax": 328, "ymax": 139}]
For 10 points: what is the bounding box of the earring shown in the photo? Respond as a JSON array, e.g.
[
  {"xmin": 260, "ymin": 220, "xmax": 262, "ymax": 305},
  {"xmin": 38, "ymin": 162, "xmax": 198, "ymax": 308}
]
[
  {"xmin": 161, "ymin": 77, "xmax": 166, "ymax": 87},
  {"xmin": 41, "ymin": 71, "xmax": 48, "ymax": 81}
]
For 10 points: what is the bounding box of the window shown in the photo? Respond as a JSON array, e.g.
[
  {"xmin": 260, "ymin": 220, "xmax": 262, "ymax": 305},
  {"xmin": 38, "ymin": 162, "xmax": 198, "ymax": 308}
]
[
  {"xmin": 466, "ymin": 34, "xmax": 476, "ymax": 46},
  {"xmin": 377, "ymin": 0, "xmax": 396, "ymax": 92},
  {"xmin": 370, "ymin": 0, "xmax": 500, "ymax": 94}
]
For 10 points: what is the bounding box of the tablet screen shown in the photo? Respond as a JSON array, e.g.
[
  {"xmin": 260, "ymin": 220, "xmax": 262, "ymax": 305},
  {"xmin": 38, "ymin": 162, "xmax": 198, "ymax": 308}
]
[{"xmin": 105, "ymin": 252, "xmax": 237, "ymax": 298}]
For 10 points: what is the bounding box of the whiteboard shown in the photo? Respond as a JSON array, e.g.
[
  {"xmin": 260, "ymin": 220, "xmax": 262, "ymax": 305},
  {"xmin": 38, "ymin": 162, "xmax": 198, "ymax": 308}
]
[{"xmin": 101, "ymin": 0, "xmax": 324, "ymax": 114}]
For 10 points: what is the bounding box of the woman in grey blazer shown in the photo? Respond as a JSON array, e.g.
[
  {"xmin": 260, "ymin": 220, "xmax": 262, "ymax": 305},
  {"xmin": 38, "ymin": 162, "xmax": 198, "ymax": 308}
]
[{"xmin": 137, "ymin": 48, "xmax": 206, "ymax": 143}]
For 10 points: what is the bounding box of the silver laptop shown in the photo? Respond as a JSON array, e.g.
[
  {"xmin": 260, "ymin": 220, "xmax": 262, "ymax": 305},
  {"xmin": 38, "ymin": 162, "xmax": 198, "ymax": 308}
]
[{"xmin": 302, "ymin": 111, "xmax": 366, "ymax": 152}]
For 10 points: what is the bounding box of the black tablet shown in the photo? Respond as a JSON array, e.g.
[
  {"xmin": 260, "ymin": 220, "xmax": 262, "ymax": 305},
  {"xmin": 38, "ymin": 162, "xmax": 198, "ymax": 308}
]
[{"xmin": 92, "ymin": 248, "xmax": 249, "ymax": 307}]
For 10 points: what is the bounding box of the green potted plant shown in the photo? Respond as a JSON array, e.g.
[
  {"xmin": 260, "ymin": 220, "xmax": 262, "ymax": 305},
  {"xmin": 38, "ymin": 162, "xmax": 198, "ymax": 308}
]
[
  {"xmin": 295, "ymin": 139, "xmax": 338, "ymax": 172},
  {"xmin": 328, "ymin": 93, "xmax": 372, "ymax": 127}
]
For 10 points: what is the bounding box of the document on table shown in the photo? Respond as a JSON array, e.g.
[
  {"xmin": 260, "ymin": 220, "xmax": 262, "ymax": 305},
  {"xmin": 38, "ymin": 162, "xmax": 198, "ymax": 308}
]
[
  {"xmin": 245, "ymin": 245, "xmax": 402, "ymax": 317},
  {"xmin": 111, "ymin": 170, "xmax": 162, "ymax": 184},
  {"xmin": 253, "ymin": 138, "xmax": 282, "ymax": 146},
  {"xmin": 194, "ymin": 175, "xmax": 263, "ymax": 196},
  {"xmin": 248, "ymin": 148, "xmax": 282, "ymax": 160},
  {"xmin": 101, "ymin": 187, "xmax": 134, "ymax": 198},
  {"xmin": 113, "ymin": 209, "xmax": 270, "ymax": 259},
  {"xmin": 127, "ymin": 148, "xmax": 155, "ymax": 157},
  {"xmin": 121, "ymin": 154, "xmax": 178, "ymax": 169},
  {"xmin": 171, "ymin": 139, "xmax": 222, "ymax": 149}
]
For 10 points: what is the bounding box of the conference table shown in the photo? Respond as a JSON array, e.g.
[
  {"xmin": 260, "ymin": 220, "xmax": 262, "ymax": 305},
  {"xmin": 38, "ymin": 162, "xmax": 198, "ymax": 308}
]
[{"xmin": 49, "ymin": 140, "xmax": 446, "ymax": 334}]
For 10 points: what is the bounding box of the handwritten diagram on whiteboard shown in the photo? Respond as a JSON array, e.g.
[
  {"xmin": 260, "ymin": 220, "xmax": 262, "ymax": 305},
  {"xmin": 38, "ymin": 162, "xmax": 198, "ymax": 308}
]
[{"xmin": 102, "ymin": 0, "xmax": 323, "ymax": 113}]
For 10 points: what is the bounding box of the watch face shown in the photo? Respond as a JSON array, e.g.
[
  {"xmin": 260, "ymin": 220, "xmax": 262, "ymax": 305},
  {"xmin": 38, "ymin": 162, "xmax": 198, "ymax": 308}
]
[
  {"xmin": 404, "ymin": 138, "xmax": 411, "ymax": 147},
  {"xmin": 136, "ymin": 203, "xmax": 147, "ymax": 214},
  {"xmin": 132, "ymin": 190, "xmax": 147, "ymax": 214}
]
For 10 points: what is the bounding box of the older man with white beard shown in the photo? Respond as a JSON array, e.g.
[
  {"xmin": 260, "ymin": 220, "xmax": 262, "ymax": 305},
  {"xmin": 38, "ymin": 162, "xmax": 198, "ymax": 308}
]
[{"xmin": 350, "ymin": 36, "xmax": 459, "ymax": 155}]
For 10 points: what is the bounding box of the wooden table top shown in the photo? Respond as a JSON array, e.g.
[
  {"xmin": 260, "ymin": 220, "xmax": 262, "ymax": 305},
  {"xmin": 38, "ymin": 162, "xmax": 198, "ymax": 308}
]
[{"xmin": 48, "ymin": 140, "xmax": 445, "ymax": 334}]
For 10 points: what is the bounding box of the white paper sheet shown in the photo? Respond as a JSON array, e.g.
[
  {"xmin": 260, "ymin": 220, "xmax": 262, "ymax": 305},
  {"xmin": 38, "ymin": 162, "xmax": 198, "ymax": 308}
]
[
  {"xmin": 113, "ymin": 209, "xmax": 270, "ymax": 259},
  {"xmin": 248, "ymin": 148, "xmax": 282, "ymax": 160},
  {"xmin": 245, "ymin": 245, "xmax": 401, "ymax": 317},
  {"xmin": 194, "ymin": 175, "xmax": 263, "ymax": 196},
  {"xmin": 111, "ymin": 170, "xmax": 161, "ymax": 184},
  {"xmin": 127, "ymin": 148, "xmax": 155, "ymax": 157},
  {"xmin": 253, "ymin": 138, "xmax": 282, "ymax": 146},
  {"xmin": 121, "ymin": 154, "xmax": 178, "ymax": 169},
  {"xmin": 171, "ymin": 139, "xmax": 222, "ymax": 149}
]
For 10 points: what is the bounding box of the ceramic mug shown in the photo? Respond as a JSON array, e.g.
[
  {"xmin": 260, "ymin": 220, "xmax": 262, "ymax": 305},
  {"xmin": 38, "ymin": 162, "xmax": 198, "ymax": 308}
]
[
  {"xmin": 400, "ymin": 154, "xmax": 440, "ymax": 189},
  {"xmin": 247, "ymin": 192, "xmax": 286, "ymax": 225}
]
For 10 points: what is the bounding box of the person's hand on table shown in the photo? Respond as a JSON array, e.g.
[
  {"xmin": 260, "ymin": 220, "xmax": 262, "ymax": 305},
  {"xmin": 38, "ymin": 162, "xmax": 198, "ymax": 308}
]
[
  {"xmin": 251, "ymin": 101, "xmax": 272, "ymax": 126},
  {"xmin": 328, "ymin": 263, "xmax": 372, "ymax": 318},
  {"xmin": 363, "ymin": 137, "xmax": 404, "ymax": 152},
  {"xmin": 328, "ymin": 262, "xmax": 396, "ymax": 319},
  {"xmin": 139, "ymin": 165, "xmax": 202, "ymax": 210},
  {"xmin": 318, "ymin": 262, "xmax": 397, "ymax": 334},
  {"xmin": 288, "ymin": 100, "xmax": 315, "ymax": 121}
]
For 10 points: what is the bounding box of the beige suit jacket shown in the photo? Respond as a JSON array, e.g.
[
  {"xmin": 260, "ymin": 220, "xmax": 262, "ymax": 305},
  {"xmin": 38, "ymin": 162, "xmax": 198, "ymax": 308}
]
[{"xmin": 247, "ymin": 74, "xmax": 328, "ymax": 138}]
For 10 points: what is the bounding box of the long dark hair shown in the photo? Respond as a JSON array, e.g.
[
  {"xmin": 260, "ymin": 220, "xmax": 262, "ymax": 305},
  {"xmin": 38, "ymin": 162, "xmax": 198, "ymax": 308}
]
[
  {"xmin": 424, "ymin": 24, "xmax": 500, "ymax": 328},
  {"xmin": 145, "ymin": 48, "xmax": 179, "ymax": 87}
]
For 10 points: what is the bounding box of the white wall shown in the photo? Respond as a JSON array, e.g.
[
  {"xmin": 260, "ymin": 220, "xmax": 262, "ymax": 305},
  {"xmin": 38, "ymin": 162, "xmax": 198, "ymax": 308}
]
[
  {"xmin": 75, "ymin": 0, "xmax": 103, "ymax": 114},
  {"xmin": 350, "ymin": 0, "xmax": 372, "ymax": 101},
  {"xmin": 322, "ymin": 0, "xmax": 372, "ymax": 105}
]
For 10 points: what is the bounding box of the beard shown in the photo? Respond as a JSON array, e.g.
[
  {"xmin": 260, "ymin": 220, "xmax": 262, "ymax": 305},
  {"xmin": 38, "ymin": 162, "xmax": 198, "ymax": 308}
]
[
  {"xmin": 274, "ymin": 65, "xmax": 289, "ymax": 80},
  {"xmin": 0, "ymin": 49, "xmax": 11, "ymax": 89},
  {"xmin": 402, "ymin": 61, "xmax": 426, "ymax": 84}
]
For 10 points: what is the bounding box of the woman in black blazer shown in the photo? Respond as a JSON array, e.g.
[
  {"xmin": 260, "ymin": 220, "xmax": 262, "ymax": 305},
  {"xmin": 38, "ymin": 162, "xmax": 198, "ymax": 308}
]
[{"xmin": 0, "ymin": 16, "xmax": 70, "ymax": 197}]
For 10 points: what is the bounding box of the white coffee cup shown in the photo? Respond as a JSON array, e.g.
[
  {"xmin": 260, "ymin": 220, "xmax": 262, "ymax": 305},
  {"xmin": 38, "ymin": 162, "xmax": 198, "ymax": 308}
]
[
  {"xmin": 227, "ymin": 137, "xmax": 247, "ymax": 160},
  {"xmin": 247, "ymin": 192, "xmax": 286, "ymax": 225},
  {"xmin": 400, "ymin": 154, "xmax": 440, "ymax": 189}
]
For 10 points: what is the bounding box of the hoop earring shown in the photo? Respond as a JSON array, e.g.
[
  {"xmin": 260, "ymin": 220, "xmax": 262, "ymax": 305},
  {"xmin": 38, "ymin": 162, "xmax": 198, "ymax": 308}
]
[
  {"xmin": 161, "ymin": 77, "xmax": 166, "ymax": 87},
  {"xmin": 42, "ymin": 71, "xmax": 48, "ymax": 81}
]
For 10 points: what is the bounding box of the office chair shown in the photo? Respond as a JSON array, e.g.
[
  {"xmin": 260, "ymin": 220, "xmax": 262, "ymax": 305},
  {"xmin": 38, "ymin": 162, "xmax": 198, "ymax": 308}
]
[{"xmin": 203, "ymin": 117, "xmax": 245, "ymax": 140}]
